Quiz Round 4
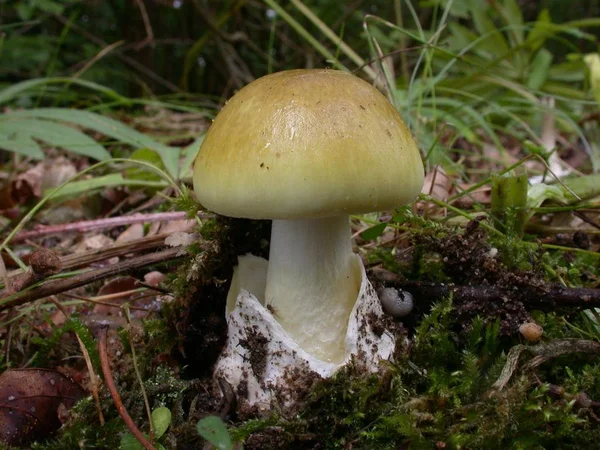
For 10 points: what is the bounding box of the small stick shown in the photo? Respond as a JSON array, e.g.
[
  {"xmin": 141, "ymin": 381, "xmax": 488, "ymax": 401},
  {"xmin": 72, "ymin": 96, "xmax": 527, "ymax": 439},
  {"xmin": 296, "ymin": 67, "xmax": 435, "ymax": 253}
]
[
  {"xmin": 375, "ymin": 277, "xmax": 600, "ymax": 311},
  {"xmin": 123, "ymin": 305, "xmax": 154, "ymax": 439},
  {"xmin": 0, "ymin": 247, "xmax": 185, "ymax": 311},
  {"xmin": 491, "ymin": 339, "xmax": 600, "ymax": 393},
  {"xmin": 12, "ymin": 212, "xmax": 210, "ymax": 242},
  {"xmin": 49, "ymin": 296, "xmax": 105, "ymax": 425},
  {"xmin": 98, "ymin": 325, "xmax": 156, "ymax": 450},
  {"xmin": 62, "ymin": 291, "xmax": 154, "ymax": 312}
]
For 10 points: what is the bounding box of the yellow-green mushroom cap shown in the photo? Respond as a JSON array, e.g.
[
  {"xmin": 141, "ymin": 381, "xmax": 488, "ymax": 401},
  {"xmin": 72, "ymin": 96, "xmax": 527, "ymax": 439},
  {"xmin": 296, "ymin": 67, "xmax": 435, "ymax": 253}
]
[{"xmin": 193, "ymin": 69, "xmax": 424, "ymax": 219}]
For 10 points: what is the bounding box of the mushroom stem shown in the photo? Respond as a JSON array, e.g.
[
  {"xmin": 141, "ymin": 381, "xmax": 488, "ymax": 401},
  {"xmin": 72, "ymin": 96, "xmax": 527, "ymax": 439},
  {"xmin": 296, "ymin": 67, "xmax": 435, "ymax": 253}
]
[{"xmin": 265, "ymin": 216, "xmax": 361, "ymax": 363}]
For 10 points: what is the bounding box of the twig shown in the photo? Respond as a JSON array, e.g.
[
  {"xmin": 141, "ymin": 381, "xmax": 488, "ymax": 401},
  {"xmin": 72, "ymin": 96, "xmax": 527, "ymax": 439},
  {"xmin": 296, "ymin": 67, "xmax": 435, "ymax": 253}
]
[
  {"xmin": 491, "ymin": 339, "xmax": 600, "ymax": 393},
  {"xmin": 53, "ymin": 14, "xmax": 180, "ymax": 93},
  {"xmin": 73, "ymin": 40, "xmax": 125, "ymax": 79},
  {"xmin": 123, "ymin": 305, "xmax": 154, "ymax": 439},
  {"xmin": 0, "ymin": 247, "xmax": 186, "ymax": 311},
  {"xmin": 63, "ymin": 291, "xmax": 154, "ymax": 312},
  {"xmin": 524, "ymin": 339, "xmax": 600, "ymax": 370},
  {"xmin": 490, "ymin": 344, "xmax": 525, "ymax": 391},
  {"xmin": 49, "ymin": 297, "xmax": 105, "ymax": 425},
  {"xmin": 6, "ymin": 232, "xmax": 179, "ymax": 292},
  {"xmin": 375, "ymin": 277, "xmax": 600, "ymax": 311},
  {"xmin": 12, "ymin": 212, "xmax": 211, "ymax": 242},
  {"xmin": 134, "ymin": 0, "xmax": 154, "ymax": 51},
  {"xmin": 98, "ymin": 326, "xmax": 156, "ymax": 450}
]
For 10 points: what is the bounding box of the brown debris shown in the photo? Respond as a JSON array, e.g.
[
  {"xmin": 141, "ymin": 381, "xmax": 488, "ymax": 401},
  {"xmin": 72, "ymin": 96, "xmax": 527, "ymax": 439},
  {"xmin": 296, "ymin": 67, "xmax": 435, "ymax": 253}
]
[{"xmin": 0, "ymin": 369, "xmax": 86, "ymax": 446}]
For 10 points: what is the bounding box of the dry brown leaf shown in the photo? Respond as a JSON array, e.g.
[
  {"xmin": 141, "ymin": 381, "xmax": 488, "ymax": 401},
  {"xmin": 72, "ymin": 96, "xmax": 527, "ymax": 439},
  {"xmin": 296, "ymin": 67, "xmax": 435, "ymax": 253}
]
[
  {"xmin": 159, "ymin": 219, "xmax": 196, "ymax": 235},
  {"xmin": 116, "ymin": 223, "xmax": 145, "ymax": 243},
  {"xmin": 421, "ymin": 167, "xmax": 453, "ymax": 201},
  {"xmin": 93, "ymin": 276, "xmax": 139, "ymax": 314},
  {"xmin": 13, "ymin": 162, "xmax": 44, "ymax": 200},
  {"xmin": 0, "ymin": 369, "xmax": 86, "ymax": 446},
  {"xmin": 71, "ymin": 234, "xmax": 115, "ymax": 254},
  {"xmin": 453, "ymin": 184, "xmax": 492, "ymax": 208},
  {"xmin": 144, "ymin": 271, "xmax": 166, "ymax": 287},
  {"xmin": 41, "ymin": 157, "xmax": 78, "ymax": 192},
  {"xmin": 165, "ymin": 231, "xmax": 196, "ymax": 248}
]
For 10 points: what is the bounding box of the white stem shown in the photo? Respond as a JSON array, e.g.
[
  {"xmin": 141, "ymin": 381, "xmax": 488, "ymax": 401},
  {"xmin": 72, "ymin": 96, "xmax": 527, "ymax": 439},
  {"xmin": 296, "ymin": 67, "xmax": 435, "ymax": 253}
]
[{"xmin": 265, "ymin": 216, "xmax": 361, "ymax": 363}]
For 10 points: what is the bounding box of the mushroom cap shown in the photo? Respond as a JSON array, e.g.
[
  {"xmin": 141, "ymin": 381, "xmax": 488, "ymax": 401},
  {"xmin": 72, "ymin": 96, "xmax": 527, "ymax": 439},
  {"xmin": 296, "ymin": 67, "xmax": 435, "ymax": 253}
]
[{"xmin": 193, "ymin": 69, "xmax": 424, "ymax": 219}]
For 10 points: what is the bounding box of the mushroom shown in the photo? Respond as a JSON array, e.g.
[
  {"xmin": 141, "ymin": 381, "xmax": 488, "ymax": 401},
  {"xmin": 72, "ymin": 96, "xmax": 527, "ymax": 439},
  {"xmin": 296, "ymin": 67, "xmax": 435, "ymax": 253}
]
[{"xmin": 193, "ymin": 69, "xmax": 424, "ymax": 406}]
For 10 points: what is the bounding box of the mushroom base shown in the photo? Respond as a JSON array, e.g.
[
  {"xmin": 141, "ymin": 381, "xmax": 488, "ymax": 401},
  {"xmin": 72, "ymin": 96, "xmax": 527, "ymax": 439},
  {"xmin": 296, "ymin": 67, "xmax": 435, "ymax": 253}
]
[{"xmin": 214, "ymin": 254, "xmax": 399, "ymax": 413}]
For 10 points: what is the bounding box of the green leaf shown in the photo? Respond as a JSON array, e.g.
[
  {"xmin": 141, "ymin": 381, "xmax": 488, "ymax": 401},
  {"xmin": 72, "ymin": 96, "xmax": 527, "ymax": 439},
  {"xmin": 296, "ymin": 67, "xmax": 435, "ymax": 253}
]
[
  {"xmin": 525, "ymin": 8, "xmax": 552, "ymax": 51},
  {"xmin": 584, "ymin": 53, "xmax": 600, "ymax": 105},
  {"xmin": 16, "ymin": 3, "xmax": 34, "ymax": 21},
  {"xmin": 467, "ymin": 0, "xmax": 509, "ymax": 57},
  {"xmin": 119, "ymin": 434, "xmax": 166, "ymax": 450},
  {"xmin": 196, "ymin": 416, "xmax": 233, "ymax": 450},
  {"xmin": 180, "ymin": 136, "xmax": 203, "ymax": 180},
  {"xmin": 0, "ymin": 77, "xmax": 127, "ymax": 105},
  {"xmin": 0, "ymin": 118, "xmax": 110, "ymax": 160},
  {"xmin": 392, "ymin": 206, "xmax": 412, "ymax": 224},
  {"xmin": 527, "ymin": 48, "xmax": 553, "ymax": 90},
  {"xmin": 360, "ymin": 223, "xmax": 387, "ymax": 240},
  {"xmin": 499, "ymin": 0, "xmax": 524, "ymax": 45},
  {"xmin": 151, "ymin": 407, "xmax": 172, "ymax": 440},
  {"xmin": 120, "ymin": 433, "xmax": 144, "ymax": 450},
  {"xmin": 44, "ymin": 174, "xmax": 167, "ymax": 199},
  {"xmin": 35, "ymin": 0, "xmax": 65, "ymax": 14},
  {"xmin": 125, "ymin": 148, "xmax": 165, "ymax": 182},
  {"xmin": 5, "ymin": 108, "xmax": 180, "ymax": 177},
  {"xmin": 446, "ymin": 23, "xmax": 479, "ymax": 52},
  {"xmin": 0, "ymin": 129, "xmax": 44, "ymax": 158},
  {"xmin": 118, "ymin": 407, "xmax": 170, "ymax": 450}
]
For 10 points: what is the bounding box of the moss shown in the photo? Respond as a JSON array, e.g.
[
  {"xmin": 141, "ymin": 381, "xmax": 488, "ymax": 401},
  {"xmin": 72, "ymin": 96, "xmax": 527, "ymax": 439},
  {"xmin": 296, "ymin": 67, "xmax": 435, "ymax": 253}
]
[
  {"xmin": 233, "ymin": 295, "xmax": 600, "ymax": 449},
  {"xmin": 30, "ymin": 316, "xmax": 99, "ymax": 369}
]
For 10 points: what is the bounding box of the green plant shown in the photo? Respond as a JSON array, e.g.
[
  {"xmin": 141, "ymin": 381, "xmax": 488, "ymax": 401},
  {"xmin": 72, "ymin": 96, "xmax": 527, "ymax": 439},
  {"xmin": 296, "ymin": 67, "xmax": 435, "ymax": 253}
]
[
  {"xmin": 361, "ymin": 0, "xmax": 600, "ymax": 172},
  {"xmin": 197, "ymin": 416, "xmax": 233, "ymax": 450},
  {"xmin": 120, "ymin": 406, "xmax": 172, "ymax": 450}
]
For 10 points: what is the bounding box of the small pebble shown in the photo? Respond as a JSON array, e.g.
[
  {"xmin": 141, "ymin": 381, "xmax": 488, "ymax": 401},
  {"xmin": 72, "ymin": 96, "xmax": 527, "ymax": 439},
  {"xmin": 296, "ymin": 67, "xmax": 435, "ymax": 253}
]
[{"xmin": 378, "ymin": 287, "xmax": 414, "ymax": 318}]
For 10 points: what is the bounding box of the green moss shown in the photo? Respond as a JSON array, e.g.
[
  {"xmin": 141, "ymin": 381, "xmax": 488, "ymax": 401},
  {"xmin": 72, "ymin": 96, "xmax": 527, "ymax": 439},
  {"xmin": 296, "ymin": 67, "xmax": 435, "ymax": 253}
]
[
  {"xmin": 31, "ymin": 316, "xmax": 99, "ymax": 369},
  {"xmin": 30, "ymin": 398, "xmax": 124, "ymax": 450},
  {"xmin": 233, "ymin": 294, "xmax": 600, "ymax": 449}
]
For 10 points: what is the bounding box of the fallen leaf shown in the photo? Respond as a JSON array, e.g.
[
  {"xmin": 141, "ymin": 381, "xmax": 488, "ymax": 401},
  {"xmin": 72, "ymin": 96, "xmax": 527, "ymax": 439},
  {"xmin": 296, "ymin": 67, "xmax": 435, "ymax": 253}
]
[
  {"xmin": 93, "ymin": 276, "xmax": 139, "ymax": 314},
  {"xmin": 165, "ymin": 231, "xmax": 196, "ymax": 248},
  {"xmin": 159, "ymin": 219, "xmax": 196, "ymax": 235},
  {"xmin": 0, "ymin": 369, "xmax": 86, "ymax": 446},
  {"xmin": 13, "ymin": 162, "xmax": 44, "ymax": 200},
  {"xmin": 421, "ymin": 167, "xmax": 453, "ymax": 201},
  {"xmin": 144, "ymin": 271, "xmax": 166, "ymax": 287},
  {"xmin": 41, "ymin": 156, "xmax": 78, "ymax": 192},
  {"xmin": 116, "ymin": 223, "xmax": 145, "ymax": 243}
]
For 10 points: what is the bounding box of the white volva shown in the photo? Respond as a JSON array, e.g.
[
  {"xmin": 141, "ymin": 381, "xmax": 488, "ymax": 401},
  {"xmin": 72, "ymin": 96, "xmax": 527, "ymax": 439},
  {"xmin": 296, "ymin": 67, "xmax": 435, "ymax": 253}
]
[{"xmin": 217, "ymin": 253, "xmax": 395, "ymax": 409}]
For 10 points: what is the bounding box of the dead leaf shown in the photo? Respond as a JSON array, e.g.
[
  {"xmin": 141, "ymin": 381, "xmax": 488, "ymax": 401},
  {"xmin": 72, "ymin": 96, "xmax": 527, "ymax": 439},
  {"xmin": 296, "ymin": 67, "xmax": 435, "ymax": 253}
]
[
  {"xmin": 144, "ymin": 271, "xmax": 166, "ymax": 287},
  {"xmin": 41, "ymin": 157, "xmax": 78, "ymax": 192},
  {"xmin": 453, "ymin": 184, "xmax": 492, "ymax": 208},
  {"xmin": 159, "ymin": 219, "xmax": 196, "ymax": 235},
  {"xmin": 13, "ymin": 163, "xmax": 44, "ymax": 201},
  {"xmin": 0, "ymin": 369, "xmax": 86, "ymax": 445},
  {"xmin": 93, "ymin": 276, "xmax": 139, "ymax": 314},
  {"xmin": 116, "ymin": 223, "xmax": 145, "ymax": 243},
  {"xmin": 165, "ymin": 231, "xmax": 196, "ymax": 248},
  {"xmin": 72, "ymin": 234, "xmax": 115, "ymax": 255},
  {"xmin": 421, "ymin": 167, "xmax": 453, "ymax": 201}
]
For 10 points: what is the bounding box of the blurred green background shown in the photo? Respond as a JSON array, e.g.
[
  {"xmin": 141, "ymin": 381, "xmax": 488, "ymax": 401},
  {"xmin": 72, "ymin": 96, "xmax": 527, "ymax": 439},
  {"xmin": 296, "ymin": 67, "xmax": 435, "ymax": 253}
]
[{"xmin": 2, "ymin": 0, "xmax": 599, "ymax": 99}]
